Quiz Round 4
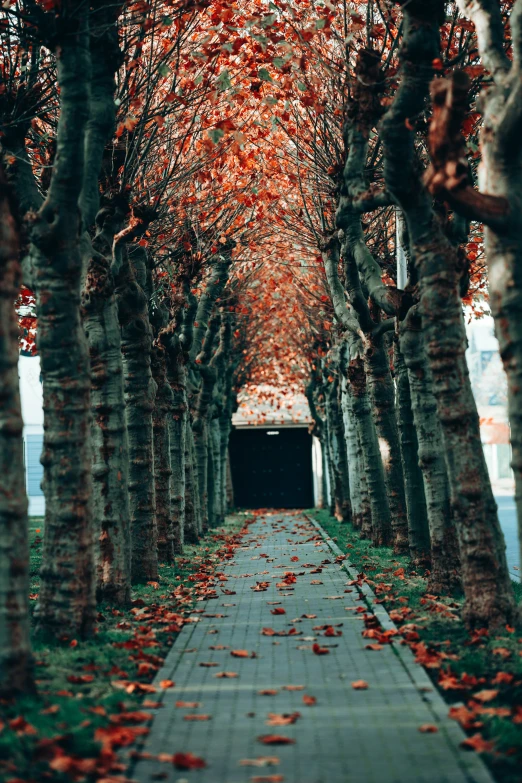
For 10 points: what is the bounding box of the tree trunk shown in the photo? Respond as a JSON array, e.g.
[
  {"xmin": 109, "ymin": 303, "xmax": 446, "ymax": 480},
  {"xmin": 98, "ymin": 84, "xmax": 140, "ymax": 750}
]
[
  {"xmin": 116, "ymin": 246, "xmax": 157, "ymax": 583},
  {"xmin": 394, "ymin": 336, "xmax": 431, "ymax": 566},
  {"xmin": 211, "ymin": 416, "xmax": 223, "ymax": 526},
  {"xmin": 184, "ymin": 417, "xmax": 200, "ymax": 543},
  {"xmin": 0, "ymin": 170, "xmax": 33, "ymax": 695},
  {"xmin": 365, "ymin": 338, "xmax": 409, "ymax": 553},
  {"xmin": 167, "ymin": 349, "xmax": 186, "ymax": 555},
  {"xmin": 400, "ymin": 306, "xmax": 460, "ymax": 593},
  {"xmin": 380, "ymin": 0, "xmax": 517, "ymax": 626},
  {"xmin": 341, "ymin": 374, "xmax": 364, "ymax": 528},
  {"xmin": 32, "ymin": 6, "xmax": 96, "ymax": 638},
  {"xmin": 325, "ymin": 376, "xmax": 351, "ymax": 522},
  {"xmin": 152, "ymin": 344, "xmax": 174, "ymax": 563},
  {"xmin": 347, "ymin": 354, "xmax": 391, "ymax": 545},
  {"xmin": 82, "ymin": 223, "xmax": 131, "ymax": 604}
]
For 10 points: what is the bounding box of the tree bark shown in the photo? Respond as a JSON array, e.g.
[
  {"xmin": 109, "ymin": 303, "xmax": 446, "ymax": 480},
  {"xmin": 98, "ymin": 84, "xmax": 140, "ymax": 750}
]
[
  {"xmin": 346, "ymin": 350, "xmax": 390, "ymax": 544},
  {"xmin": 381, "ymin": 0, "xmax": 517, "ymax": 626},
  {"xmin": 184, "ymin": 417, "xmax": 201, "ymax": 543},
  {"xmin": 340, "ymin": 374, "xmax": 364, "ymax": 529},
  {"xmin": 325, "ymin": 374, "xmax": 352, "ymax": 522},
  {"xmin": 0, "ymin": 169, "xmax": 33, "ymax": 694},
  {"xmin": 400, "ymin": 306, "xmax": 461, "ymax": 593},
  {"xmin": 394, "ymin": 337, "xmax": 431, "ymax": 566},
  {"xmin": 152, "ymin": 343, "xmax": 174, "ymax": 563},
  {"xmin": 82, "ymin": 213, "xmax": 131, "ymax": 604},
  {"xmin": 116, "ymin": 246, "xmax": 157, "ymax": 583},
  {"xmin": 365, "ymin": 336, "xmax": 409, "ymax": 552},
  {"xmin": 32, "ymin": 4, "xmax": 96, "ymax": 638}
]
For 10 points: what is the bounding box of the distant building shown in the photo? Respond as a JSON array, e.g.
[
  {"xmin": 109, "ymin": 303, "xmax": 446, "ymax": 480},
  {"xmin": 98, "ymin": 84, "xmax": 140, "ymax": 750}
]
[
  {"xmin": 19, "ymin": 354, "xmax": 44, "ymax": 516},
  {"xmin": 466, "ymin": 316, "xmax": 513, "ymax": 490}
]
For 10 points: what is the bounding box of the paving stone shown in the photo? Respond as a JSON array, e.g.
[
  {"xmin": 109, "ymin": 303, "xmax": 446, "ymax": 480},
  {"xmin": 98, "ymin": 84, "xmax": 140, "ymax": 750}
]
[{"xmin": 131, "ymin": 512, "xmax": 494, "ymax": 783}]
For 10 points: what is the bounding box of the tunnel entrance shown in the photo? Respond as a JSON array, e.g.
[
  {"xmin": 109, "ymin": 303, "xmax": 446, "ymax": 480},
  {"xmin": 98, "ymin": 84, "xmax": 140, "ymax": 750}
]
[{"xmin": 229, "ymin": 426, "xmax": 314, "ymax": 509}]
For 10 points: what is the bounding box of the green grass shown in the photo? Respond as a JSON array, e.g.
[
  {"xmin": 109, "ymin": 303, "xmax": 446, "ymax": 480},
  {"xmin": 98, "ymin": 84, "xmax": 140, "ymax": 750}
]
[
  {"xmin": 0, "ymin": 514, "xmax": 246, "ymax": 782},
  {"xmin": 307, "ymin": 508, "xmax": 522, "ymax": 783}
]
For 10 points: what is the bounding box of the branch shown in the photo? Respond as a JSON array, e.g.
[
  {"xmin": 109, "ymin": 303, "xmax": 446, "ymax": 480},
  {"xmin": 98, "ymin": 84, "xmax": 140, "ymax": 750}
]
[
  {"xmin": 424, "ymin": 71, "xmax": 511, "ymax": 233},
  {"xmin": 456, "ymin": 0, "xmax": 511, "ymax": 84},
  {"xmin": 321, "ymin": 234, "xmax": 365, "ymax": 340}
]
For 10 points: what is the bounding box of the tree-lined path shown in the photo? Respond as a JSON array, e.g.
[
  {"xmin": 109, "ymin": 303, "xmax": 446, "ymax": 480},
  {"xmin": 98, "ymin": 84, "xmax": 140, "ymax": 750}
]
[{"xmin": 131, "ymin": 513, "xmax": 492, "ymax": 783}]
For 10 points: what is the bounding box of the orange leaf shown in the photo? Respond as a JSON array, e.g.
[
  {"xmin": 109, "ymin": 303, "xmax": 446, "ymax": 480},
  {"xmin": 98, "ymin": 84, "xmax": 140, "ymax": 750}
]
[
  {"xmin": 271, "ymin": 608, "xmax": 286, "ymax": 615},
  {"xmin": 473, "ymin": 689, "xmax": 499, "ymax": 703},
  {"xmin": 302, "ymin": 695, "xmax": 316, "ymax": 706},
  {"xmin": 175, "ymin": 701, "xmax": 201, "ymax": 708},
  {"xmin": 159, "ymin": 680, "xmax": 175, "ymax": 689},
  {"xmin": 460, "ymin": 734, "xmax": 495, "ymax": 753},
  {"xmin": 231, "ymin": 650, "xmax": 250, "ymax": 658},
  {"xmin": 418, "ymin": 724, "xmax": 438, "ymax": 733},
  {"xmin": 172, "ymin": 752, "xmax": 207, "ymax": 770},
  {"xmin": 351, "ymin": 680, "xmax": 369, "ymax": 690},
  {"xmin": 312, "ymin": 643, "xmax": 329, "ymax": 655},
  {"xmin": 257, "ymin": 735, "xmax": 296, "ymax": 745}
]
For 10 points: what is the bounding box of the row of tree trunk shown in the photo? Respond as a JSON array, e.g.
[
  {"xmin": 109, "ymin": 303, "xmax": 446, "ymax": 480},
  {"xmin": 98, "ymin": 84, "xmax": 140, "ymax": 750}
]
[
  {"xmin": 0, "ymin": 0, "xmax": 240, "ymax": 696},
  {"xmin": 307, "ymin": 0, "xmax": 520, "ymax": 633}
]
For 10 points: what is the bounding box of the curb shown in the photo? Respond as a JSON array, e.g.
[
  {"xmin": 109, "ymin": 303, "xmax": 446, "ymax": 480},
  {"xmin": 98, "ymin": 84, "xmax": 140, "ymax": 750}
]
[{"xmin": 305, "ymin": 512, "xmax": 495, "ymax": 783}]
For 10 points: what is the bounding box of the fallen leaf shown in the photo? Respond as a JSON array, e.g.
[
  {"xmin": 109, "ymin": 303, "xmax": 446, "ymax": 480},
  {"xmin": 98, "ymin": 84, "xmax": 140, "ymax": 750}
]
[
  {"xmin": 257, "ymin": 735, "xmax": 295, "ymax": 745},
  {"xmin": 239, "ymin": 757, "xmax": 280, "ymax": 767},
  {"xmin": 271, "ymin": 608, "xmax": 286, "ymax": 615},
  {"xmin": 351, "ymin": 680, "xmax": 369, "ymax": 690},
  {"xmin": 460, "ymin": 734, "xmax": 495, "ymax": 753},
  {"xmin": 231, "ymin": 650, "xmax": 250, "ymax": 658},
  {"xmin": 175, "ymin": 701, "xmax": 201, "ymax": 708},
  {"xmin": 365, "ymin": 644, "xmax": 384, "ymax": 651},
  {"xmin": 159, "ymin": 679, "xmax": 175, "ymax": 689},
  {"xmin": 282, "ymin": 685, "xmax": 304, "ymax": 691},
  {"xmin": 302, "ymin": 695, "xmax": 316, "ymax": 706},
  {"xmin": 199, "ymin": 662, "xmax": 219, "ymax": 667},
  {"xmin": 266, "ymin": 712, "xmax": 300, "ymax": 726},
  {"xmin": 259, "ymin": 689, "xmax": 279, "ymax": 696},
  {"xmin": 214, "ymin": 671, "xmax": 239, "ymax": 678},
  {"xmin": 418, "ymin": 724, "xmax": 438, "ymax": 733},
  {"xmin": 312, "ymin": 643, "xmax": 329, "ymax": 655},
  {"xmin": 472, "ymin": 689, "xmax": 499, "ymax": 703},
  {"xmin": 251, "ymin": 776, "xmax": 284, "ymax": 783},
  {"xmin": 172, "ymin": 752, "xmax": 207, "ymax": 769}
]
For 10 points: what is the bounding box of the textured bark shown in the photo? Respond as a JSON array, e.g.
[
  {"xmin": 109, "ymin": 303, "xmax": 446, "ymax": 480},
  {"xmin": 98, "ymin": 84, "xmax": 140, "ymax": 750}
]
[
  {"xmin": 184, "ymin": 418, "xmax": 201, "ymax": 543},
  {"xmin": 340, "ymin": 374, "xmax": 364, "ymax": 529},
  {"xmin": 394, "ymin": 338, "xmax": 431, "ymax": 566},
  {"xmin": 210, "ymin": 416, "xmax": 223, "ymax": 526},
  {"xmin": 451, "ymin": 0, "xmax": 522, "ymax": 585},
  {"xmin": 325, "ymin": 375, "xmax": 352, "ymax": 522},
  {"xmin": 82, "ymin": 214, "xmax": 130, "ymax": 604},
  {"xmin": 32, "ymin": 5, "xmax": 95, "ymax": 638},
  {"xmin": 381, "ymin": 0, "xmax": 516, "ymax": 627},
  {"xmin": 400, "ymin": 307, "xmax": 461, "ymax": 593},
  {"xmin": 0, "ymin": 170, "xmax": 33, "ymax": 695},
  {"xmin": 116, "ymin": 246, "xmax": 157, "ymax": 583},
  {"xmin": 166, "ymin": 345, "xmax": 186, "ymax": 555},
  {"xmin": 152, "ymin": 344, "xmax": 174, "ymax": 563},
  {"xmin": 365, "ymin": 338, "xmax": 409, "ymax": 553},
  {"xmin": 347, "ymin": 352, "xmax": 391, "ymax": 545}
]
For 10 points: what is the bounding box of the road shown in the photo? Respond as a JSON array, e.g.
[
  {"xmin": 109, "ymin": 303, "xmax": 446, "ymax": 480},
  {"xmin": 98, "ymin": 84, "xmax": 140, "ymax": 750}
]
[{"xmin": 496, "ymin": 495, "xmax": 520, "ymax": 582}]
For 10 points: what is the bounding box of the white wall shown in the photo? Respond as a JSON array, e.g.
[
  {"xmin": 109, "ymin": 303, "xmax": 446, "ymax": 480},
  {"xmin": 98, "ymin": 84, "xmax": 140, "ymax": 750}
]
[{"xmin": 19, "ymin": 355, "xmax": 45, "ymax": 516}]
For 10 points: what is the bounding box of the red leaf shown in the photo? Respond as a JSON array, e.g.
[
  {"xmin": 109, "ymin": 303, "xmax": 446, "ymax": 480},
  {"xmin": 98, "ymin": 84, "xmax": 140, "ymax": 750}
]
[{"xmin": 257, "ymin": 735, "xmax": 296, "ymax": 745}]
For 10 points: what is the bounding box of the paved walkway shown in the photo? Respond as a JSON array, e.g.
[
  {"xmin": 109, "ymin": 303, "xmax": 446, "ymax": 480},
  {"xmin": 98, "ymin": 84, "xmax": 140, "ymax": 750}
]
[{"xmin": 131, "ymin": 512, "xmax": 493, "ymax": 783}]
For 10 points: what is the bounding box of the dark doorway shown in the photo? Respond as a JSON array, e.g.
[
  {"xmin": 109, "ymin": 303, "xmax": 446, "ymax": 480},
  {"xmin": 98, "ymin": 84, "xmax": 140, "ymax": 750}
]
[{"xmin": 229, "ymin": 427, "xmax": 313, "ymax": 509}]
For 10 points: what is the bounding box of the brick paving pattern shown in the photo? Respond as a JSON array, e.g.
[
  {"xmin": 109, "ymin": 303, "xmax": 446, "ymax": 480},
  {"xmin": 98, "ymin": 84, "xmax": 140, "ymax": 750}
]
[{"xmin": 131, "ymin": 512, "xmax": 493, "ymax": 783}]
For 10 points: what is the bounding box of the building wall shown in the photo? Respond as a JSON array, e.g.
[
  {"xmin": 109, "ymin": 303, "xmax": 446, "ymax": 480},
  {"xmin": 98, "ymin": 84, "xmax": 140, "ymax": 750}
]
[{"xmin": 19, "ymin": 355, "xmax": 45, "ymax": 516}]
